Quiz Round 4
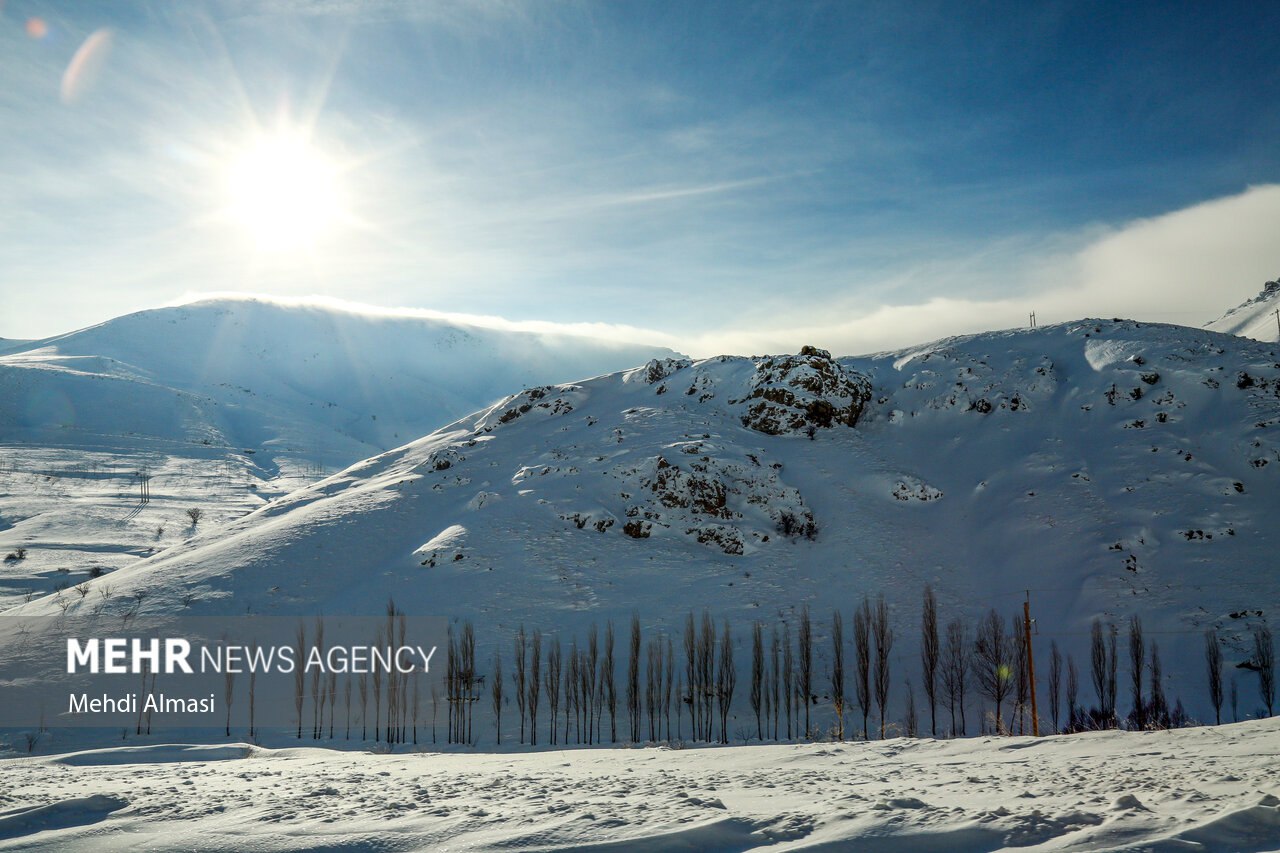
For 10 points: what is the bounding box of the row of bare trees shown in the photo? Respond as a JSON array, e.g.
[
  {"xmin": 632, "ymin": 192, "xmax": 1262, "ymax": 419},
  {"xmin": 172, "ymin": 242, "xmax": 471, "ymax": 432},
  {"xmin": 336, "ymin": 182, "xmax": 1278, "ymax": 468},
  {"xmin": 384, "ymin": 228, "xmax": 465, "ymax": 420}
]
[{"xmin": 275, "ymin": 593, "xmax": 1276, "ymax": 748}]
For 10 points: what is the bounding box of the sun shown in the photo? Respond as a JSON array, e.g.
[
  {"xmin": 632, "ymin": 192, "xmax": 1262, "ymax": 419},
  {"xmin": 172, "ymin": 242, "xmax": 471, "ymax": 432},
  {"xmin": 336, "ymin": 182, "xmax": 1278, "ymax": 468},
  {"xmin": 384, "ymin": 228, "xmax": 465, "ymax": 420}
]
[{"xmin": 222, "ymin": 132, "xmax": 345, "ymax": 252}]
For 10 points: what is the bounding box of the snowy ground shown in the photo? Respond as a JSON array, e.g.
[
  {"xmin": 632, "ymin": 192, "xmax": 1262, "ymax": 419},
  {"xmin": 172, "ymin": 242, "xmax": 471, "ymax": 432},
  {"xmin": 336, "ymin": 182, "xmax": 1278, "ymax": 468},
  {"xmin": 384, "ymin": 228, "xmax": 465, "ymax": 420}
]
[{"xmin": 2, "ymin": 721, "xmax": 1278, "ymax": 851}]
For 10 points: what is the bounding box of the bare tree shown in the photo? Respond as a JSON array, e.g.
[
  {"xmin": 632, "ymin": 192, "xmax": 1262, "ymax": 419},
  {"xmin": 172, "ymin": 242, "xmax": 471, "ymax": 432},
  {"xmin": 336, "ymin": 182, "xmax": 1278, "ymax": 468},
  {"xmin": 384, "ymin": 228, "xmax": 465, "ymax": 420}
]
[
  {"xmin": 1066, "ymin": 654, "xmax": 1079, "ymax": 731},
  {"xmin": 1231, "ymin": 675, "xmax": 1239, "ymax": 722},
  {"xmin": 973, "ymin": 609, "xmax": 1011, "ymax": 733},
  {"xmin": 645, "ymin": 635, "xmax": 662, "ymax": 741},
  {"xmin": 514, "ymin": 625, "xmax": 527, "ymax": 744},
  {"xmin": 941, "ymin": 617, "xmax": 968, "ymax": 736},
  {"xmin": 327, "ymin": 668, "xmax": 338, "ymax": 739},
  {"xmin": 921, "ymin": 585, "xmax": 939, "ymax": 737},
  {"xmin": 344, "ymin": 676, "xmax": 352, "ymax": 740},
  {"xmin": 491, "ymin": 649, "xmax": 503, "ymax": 744},
  {"xmin": 1129, "ymin": 615, "xmax": 1145, "ymax": 730},
  {"xmin": 1047, "ymin": 640, "xmax": 1062, "ymax": 733},
  {"xmin": 186, "ymin": 507, "xmax": 203, "ymax": 526},
  {"xmin": 249, "ymin": 666, "xmax": 258, "ymax": 741},
  {"xmin": 311, "ymin": 617, "xmax": 326, "ymax": 739},
  {"xmin": 358, "ymin": 670, "xmax": 369, "ymax": 740},
  {"xmin": 603, "ymin": 620, "xmax": 617, "ymax": 743},
  {"xmin": 904, "ymin": 679, "xmax": 917, "ymax": 737},
  {"xmin": 770, "ymin": 625, "xmax": 781, "ymax": 741},
  {"xmin": 1089, "ymin": 618, "xmax": 1117, "ymax": 727},
  {"xmin": 751, "ymin": 622, "xmax": 764, "ymax": 740},
  {"xmin": 630, "ymin": 615, "xmax": 643, "ymax": 742},
  {"xmin": 853, "ymin": 598, "xmax": 871, "ymax": 740},
  {"xmin": 1106, "ymin": 622, "xmax": 1119, "ymax": 726},
  {"xmin": 872, "ymin": 595, "xmax": 893, "ymax": 739},
  {"xmin": 223, "ymin": 665, "xmax": 235, "ymax": 738},
  {"xmin": 294, "ymin": 622, "xmax": 306, "ymax": 740},
  {"xmin": 565, "ymin": 641, "xmax": 579, "ymax": 743},
  {"xmin": 545, "ymin": 636, "xmax": 562, "ymax": 745},
  {"xmin": 527, "ymin": 630, "xmax": 542, "ymax": 745},
  {"xmin": 1256, "ymin": 625, "xmax": 1275, "ymax": 717},
  {"xmin": 782, "ymin": 621, "xmax": 795, "ymax": 740},
  {"xmin": 700, "ymin": 611, "xmax": 715, "ymax": 741},
  {"xmin": 371, "ymin": 628, "xmax": 384, "ymax": 743},
  {"xmin": 716, "ymin": 619, "xmax": 736, "ymax": 744},
  {"xmin": 664, "ymin": 635, "xmax": 675, "ymax": 741},
  {"xmin": 1149, "ymin": 642, "xmax": 1166, "ymax": 727},
  {"xmin": 798, "ymin": 605, "xmax": 813, "ymax": 738},
  {"xmin": 683, "ymin": 613, "xmax": 696, "ymax": 741},
  {"xmin": 830, "ymin": 610, "xmax": 845, "ymax": 740},
  {"xmin": 1205, "ymin": 628, "xmax": 1224, "ymax": 725}
]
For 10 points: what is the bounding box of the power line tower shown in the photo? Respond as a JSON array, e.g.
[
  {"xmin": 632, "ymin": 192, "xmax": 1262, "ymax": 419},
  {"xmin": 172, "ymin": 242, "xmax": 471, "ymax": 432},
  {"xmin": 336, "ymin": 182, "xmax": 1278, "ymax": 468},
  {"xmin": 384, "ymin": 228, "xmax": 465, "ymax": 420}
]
[{"xmin": 1029, "ymin": 311, "xmax": 1037, "ymax": 330}]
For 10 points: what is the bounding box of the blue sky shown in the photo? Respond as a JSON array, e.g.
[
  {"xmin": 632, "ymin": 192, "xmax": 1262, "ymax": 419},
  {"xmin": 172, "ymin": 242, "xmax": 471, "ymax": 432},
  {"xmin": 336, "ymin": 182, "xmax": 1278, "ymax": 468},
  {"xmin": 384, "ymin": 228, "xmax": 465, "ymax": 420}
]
[{"xmin": 2, "ymin": 0, "xmax": 1279, "ymax": 355}]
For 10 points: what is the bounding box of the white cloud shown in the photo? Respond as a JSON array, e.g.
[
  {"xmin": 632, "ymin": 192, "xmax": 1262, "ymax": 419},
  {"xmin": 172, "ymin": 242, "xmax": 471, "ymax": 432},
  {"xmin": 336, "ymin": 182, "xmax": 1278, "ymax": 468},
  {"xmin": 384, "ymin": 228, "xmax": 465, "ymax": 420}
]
[{"xmin": 684, "ymin": 184, "xmax": 1280, "ymax": 357}]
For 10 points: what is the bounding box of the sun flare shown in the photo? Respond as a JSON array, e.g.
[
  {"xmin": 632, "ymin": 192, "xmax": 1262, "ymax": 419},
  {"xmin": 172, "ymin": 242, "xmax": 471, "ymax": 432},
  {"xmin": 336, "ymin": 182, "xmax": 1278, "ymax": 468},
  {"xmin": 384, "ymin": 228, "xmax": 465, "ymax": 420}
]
[{"xmin": 223, "ymin": 132, "xmax": 345, "ymax": 252}]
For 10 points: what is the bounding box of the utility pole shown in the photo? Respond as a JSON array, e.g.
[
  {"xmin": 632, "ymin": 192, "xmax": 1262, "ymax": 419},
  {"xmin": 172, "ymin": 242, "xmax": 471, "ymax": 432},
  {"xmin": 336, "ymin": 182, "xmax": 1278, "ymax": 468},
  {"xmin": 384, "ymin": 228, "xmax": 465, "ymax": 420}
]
[{"xmin": 1024, "ymin": 592, "xmax": 1039, "ymax": 737}]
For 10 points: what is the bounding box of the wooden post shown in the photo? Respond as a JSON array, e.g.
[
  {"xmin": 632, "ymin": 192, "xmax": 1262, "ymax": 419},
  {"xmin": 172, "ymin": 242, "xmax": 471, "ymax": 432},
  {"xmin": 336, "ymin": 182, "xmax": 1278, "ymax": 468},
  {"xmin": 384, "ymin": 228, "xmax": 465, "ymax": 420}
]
[{"xmin": 1024, "ymin": 594, "xmax": 1039, "ymax": 737}]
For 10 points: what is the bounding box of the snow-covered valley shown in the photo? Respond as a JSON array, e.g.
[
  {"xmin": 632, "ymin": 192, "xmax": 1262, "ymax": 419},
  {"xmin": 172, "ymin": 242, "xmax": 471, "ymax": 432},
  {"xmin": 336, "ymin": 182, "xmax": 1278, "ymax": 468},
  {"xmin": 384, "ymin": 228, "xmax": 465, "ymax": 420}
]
[
  {"xmin": 2, "ymin": 297, "xmax": 1279, "ymax": 851},
  {"xmin": 2, "ymin": 720, "xmax": 1278, "ymax": 851}
]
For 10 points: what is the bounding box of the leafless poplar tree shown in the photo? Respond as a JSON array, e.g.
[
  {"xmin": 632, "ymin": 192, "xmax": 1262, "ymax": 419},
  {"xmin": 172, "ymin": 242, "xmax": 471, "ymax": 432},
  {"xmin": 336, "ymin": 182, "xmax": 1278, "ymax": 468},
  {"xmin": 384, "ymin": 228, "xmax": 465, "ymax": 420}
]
[
  {"xmin": 1205, "ymin": 628, "xmax": 1224, "ymax": 725},
  {"xmin": 344, "ymin": 676, "xmax": 352, "ymax": 740},
  {"xmin": 872, "ymin": 595, "xmax": 893, "ymax": 739},
  {"xmin": 358, "ymin": 669, "xmax": 369, "ymax": 740},
  {"xmin": 645, "ymin": 635, "xmax": 662, "ymax": 741},
  {"xmin": 717, "ymin": 619, "xmax": 735, "ymax": 744},
  {"xmin": 545, "ymin": 636, "xmax": 562, "ymax": 745},
  {"xmin": 491, "ymin": 649, "xmax": 503, "ymax": 744},
  {"xmin": 311, "ymin": 616, "xmax": 325, "ymax": 739},
  {"xmin": 941, "ymin": 617, "xmax": 968, "ymax": 736},
  {"xmin": 604, "ymin": 620, "xmax": 617, "ymax": 742},
  {"xmin": 1129, "ymin": 614, "xmax": 1145, "ymax": 729},
  {"xmin": 514, "ymin": 625, "xmax": 527, "ymax": 744},
  {"xmin": 224, "ymin": 665, "xmax": 235, "ymax": 738},
  {"xmin": 1047, "ymin": 640, "xmax": 1062, "ymax": 733},
  {"xmin": 1256, "ymin": 625, "xmax": 1275, "ymax": 716},
  {"xmin": 921, "ymin": 585, "xmax": 939, "ymax": 737},
  {"xmin": 664, "ymin": 635, "xmax": 675, "ymax": 740},
  {"xmin": 294, "ymin": 622, "xmax": 306, "ymax": 740},
  {"xmin": 1066, "ymin": 653, "xmax": 1079, "ymax": 730},
  {"xmin": 700, "ymin": 611, "xmax": 715, "ymax": 741},
  {"xmin": 830, "ymin": 610, "xmax": 845, "ymax": 740},
  {"xmin": 1106, "ymin": 622, "xmax": 1118, "ymax": 726},
  {"xmin": 683, "ymin": 613, "xmax": 696, "ymax": 741},
  {"xmin": 770, "ymin": 625, "xmax": 781, "ymax": 740},
  {"xmin": 630, "ymin": 615, "xmax": 643, "ymax": 742},
  {"xmin": 904, "ymin": 679, "xmax": 917, "ymax": 738},
  {"xmin": 527, "ymin": 629, "xmax": 542, "ymax": 745},
  {"xmin": 853, "ymin": 598, "xmax": 871, "ymax": 740},
  {"xmin": 782, "ymin": 621, "xmax": 795, "ymax": 740},
  {"xmin": 751, "ymin": 622, "xmax": 764, "ymax": 740},
  {"xmin": 1149, "ymin": 641, "xmax": 1166, "ymax": 727},
  {"xmin": 798, "ymin": 605, "xmax": 813, "ymax": 738}
]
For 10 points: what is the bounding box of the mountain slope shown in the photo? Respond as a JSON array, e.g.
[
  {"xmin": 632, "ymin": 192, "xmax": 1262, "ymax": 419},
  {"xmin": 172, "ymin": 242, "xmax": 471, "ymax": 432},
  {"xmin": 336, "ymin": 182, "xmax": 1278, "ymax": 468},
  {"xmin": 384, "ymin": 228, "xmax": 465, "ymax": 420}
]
[
  {"xmin": 5, "ymin": 318, "xmax": 1277, "ymax": 727},
  {"xmin": 1206, "ymin": 276, "xmax": 1280, "ymax": 341},
  {"xmin": 0, "ymin": 297, "xmax": 677, "ymax": 603}
]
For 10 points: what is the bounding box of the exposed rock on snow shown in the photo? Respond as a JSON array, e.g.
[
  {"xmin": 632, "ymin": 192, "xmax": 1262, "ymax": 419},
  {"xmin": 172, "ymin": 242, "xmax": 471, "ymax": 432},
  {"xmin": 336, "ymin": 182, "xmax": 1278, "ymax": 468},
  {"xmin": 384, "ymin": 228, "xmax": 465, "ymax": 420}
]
[{"xmin": 737, "ymin": 345, "xmax": 872, "ymax": 434}]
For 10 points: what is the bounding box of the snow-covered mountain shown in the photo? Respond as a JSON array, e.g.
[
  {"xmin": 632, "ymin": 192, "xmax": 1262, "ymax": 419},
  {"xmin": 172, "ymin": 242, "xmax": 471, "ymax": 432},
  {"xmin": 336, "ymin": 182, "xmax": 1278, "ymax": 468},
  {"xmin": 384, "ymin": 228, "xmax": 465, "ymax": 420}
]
[
  {"xmin": 0, "ymin": 297, "xmax": 678, "ymax": 459},
  {"xmin": 0, "ymin": 297, "xmax": 677, "ymax": 599},
  {"xmin": 1206, "ymin": 276, "xmax": 1280, "ymax": 341},
  {"xmin": 5, "ymin": 318, "xmax": 1278, "ymax": 727}
]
